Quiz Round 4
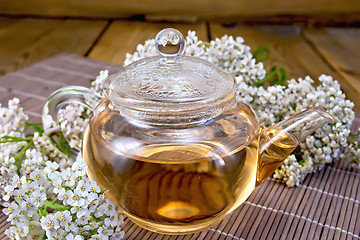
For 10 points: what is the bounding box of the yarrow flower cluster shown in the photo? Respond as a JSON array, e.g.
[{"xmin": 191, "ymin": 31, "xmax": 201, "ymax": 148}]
[
  {"xmin": 238, "ymin": 75, "xmax": 355, "ymax": 186},
  {"xmin": 58, "ymin": 105, "xmax": 90, "ymax": 150},
  {"xmin": 0, "ymin": 99, "xmax": 28, "ymax": 203},
  {"xmin": 91, "ymin": 70, "xmax": 109, "ymax": 94},
  {"xmin": 3, "ymin": 154, "xmax": 124, "ymax": 239},
  {"xmin": 0, "ymin": 99, "xmax": 124, "ymax": 239}
]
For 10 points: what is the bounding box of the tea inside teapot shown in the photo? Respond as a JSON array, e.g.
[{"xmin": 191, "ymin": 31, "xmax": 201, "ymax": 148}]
[{"xmin": 82, "ymin": 97, "xmax": 260, "ymax": 233}]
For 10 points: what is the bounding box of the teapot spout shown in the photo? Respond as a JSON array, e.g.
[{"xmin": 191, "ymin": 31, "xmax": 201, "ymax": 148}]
[{"xmin": 256, "ymin": 107, "xmax": 334, "ymax": 186}]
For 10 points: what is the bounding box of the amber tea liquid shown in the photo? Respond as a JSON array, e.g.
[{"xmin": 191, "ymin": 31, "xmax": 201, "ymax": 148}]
[{"xmin": 82, "ymin": 111, "xmax": 260, "ymax": 234}]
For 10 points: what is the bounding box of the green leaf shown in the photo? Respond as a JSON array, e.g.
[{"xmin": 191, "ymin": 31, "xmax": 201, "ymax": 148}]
[
  {"xmin": 49, "ymin": 135, "xmax": 60, "ymax": 150},
  {"xmin": 58, "ymin": 132, "xmax": 71, "ymax": 156},
  {"xmin": 274, "ymin": 67, "xmax": 287, "ymax": 86},
  {"xmin": 33, "ymin": 125, "xmax": 44, "ymax": 136},
  {"xmin": 253, "ymin": 67, "xmax": 278, "ymax": 87},
  {"xmin": 349, "ymin": 132, "xmax": 360, "ymax": 148},
  {"xmin": 279, "ymin": 67, "xmax": 287, "ymax": 82},
  {"xmin": 0, "ymin": 136, "xmax": 32, "ymax": 142},
  {"xmin": 254, "ymin": 66, "xmax": 288, "ymax": 87},
  {"xmin": 257, "ymin": 56, "xmax": 270, "ymax": 63},
  {"xmin": 298, "ymin": 158, "xmax": 308, "ymax": 166},
  {"xmin": 38, "ymin": 207, "xmax": 47, "ymax": 217},
  {"xmin": 48, "ymin": 131, "xmax": 73, "ymax": 157},
  {"xmin": 253, "ymin": 45, "xmax": 269, "ymax": 63},
  {"xmin": 90, "ymin": 214, "xmax": 102, "ymax": 222},
  {"xmin": 24, "ymin": 122, "xmax": 44, "ymax": 136},
  {"xmin": 88, "ymin": 229, "xmax": 97, "ymax": 235}
]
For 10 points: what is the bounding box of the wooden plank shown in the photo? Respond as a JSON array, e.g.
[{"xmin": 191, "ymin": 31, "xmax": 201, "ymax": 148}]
[
  {"xmin": 303, "ymin": 28, "xmax": 360, "ymax": 110},
  {"xmin": 0, "ymin": 18, "xmax": 107, "ymax": 76},
  {"xmin": 209, "ymin": 23, "xmax": 360, "ymax": 112},
  {"xmin": 0, "ymin": 0, "xmax": 360, "ymax": 19},
  {"xmin": 88, "ymin": 21, "xmax": 208, "ymax": 65}
]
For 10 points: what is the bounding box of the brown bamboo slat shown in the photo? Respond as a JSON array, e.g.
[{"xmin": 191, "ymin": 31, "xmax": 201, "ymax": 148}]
[
  {"xmin": 209, "ymin": 23, "xmax": 360, "ymax": 112},
  {"xmin": 88, "ymin": 21, "xmax": 208, "ymax": 66},
  {"xmin": 0, "ymin": 18, "xmax": 107, "ymax": 76},
  {"xmin": 0, "ymin": 54, "xmax": 359, "ymax": 240}
]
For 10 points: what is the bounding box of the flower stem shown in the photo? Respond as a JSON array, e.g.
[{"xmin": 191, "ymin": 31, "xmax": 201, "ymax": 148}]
[
  {"xmin": 42, "ymin": 145, "xmax": 46, "ymax": 162},
  {"xmin": 43, "ymin": 198, "xmax": 71, "ymax": 213},
  {"xmin": 349, "ymin": 132, "xmax": 360, "ymax": 148},
  {"xmin": 0, "ymin": 136, "xmax": 32, "ymax": 143},
  {"xmin": 14, "ymin": 140, "xmax": 33, "ymax": 175}
]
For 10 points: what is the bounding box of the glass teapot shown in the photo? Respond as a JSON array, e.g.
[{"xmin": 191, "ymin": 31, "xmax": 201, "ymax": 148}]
[{"xmin": 43, "ymin": 28, "xmax": 334, "ymax": 234}]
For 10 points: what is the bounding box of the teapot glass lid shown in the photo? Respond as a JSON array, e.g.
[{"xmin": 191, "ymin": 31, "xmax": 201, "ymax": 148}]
[{"xmin": 104, "ymin": 28, "xmax": 236, "ymax": 108}]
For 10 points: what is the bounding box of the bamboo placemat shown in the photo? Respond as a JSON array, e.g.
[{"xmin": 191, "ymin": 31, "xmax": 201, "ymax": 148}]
[{"xmin": 0, "ymin": 54, "xmax": 359, "ymax": 240}]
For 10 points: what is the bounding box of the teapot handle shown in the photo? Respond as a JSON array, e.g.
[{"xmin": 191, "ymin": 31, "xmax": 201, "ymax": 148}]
[{"xmin": 42, "ymin": 86, "xmax": 101, "ymax": 158}]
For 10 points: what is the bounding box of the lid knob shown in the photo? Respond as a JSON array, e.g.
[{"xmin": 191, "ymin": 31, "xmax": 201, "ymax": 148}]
[{"xmin": 155, "ymin": 28, "xmax": 185, "ymax": 57}]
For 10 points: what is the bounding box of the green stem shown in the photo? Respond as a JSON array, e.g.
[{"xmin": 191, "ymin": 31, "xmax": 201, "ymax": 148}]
[
  {"xmin": 24, "ymin": 122, "xmax": 44, "ymax": 136},
  {"xmin": 0, "ymin": 139, "xmax": 31, "ymax": 143},
  {"xmin": 42, "ymin": 145, "xmax": 46, "ymax": 161},
  {"xmin": 14, "ymin": 140, "xmax": 33, "ymax": 175},
  {"xmin": 90, "ymin": 214, "xmax": 102, "ymax": 222},
  {"xmin": 43, "ymin": 199, "xmax": 71, "ymax": 213},
  {"xmin": 349, "ymin": 132, "xmax": 360, "ymax": 148},
  {"xmin": 25, "ymin": 122, "xmax": 43, "ymax": 125},
  {"xmin": 254, "ymin": 67, "xmax": 278, "ymax": 87}
]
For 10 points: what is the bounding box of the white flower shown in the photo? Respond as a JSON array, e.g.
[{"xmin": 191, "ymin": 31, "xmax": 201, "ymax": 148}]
[
  {"xmin": 51, "ymin": 176, "xmax": 64, "ymax": 193},
  {"xmin": 42, "ymin": 114, "xmax": 60, "ymax": 135},
  {"xmin": 30, "ymin": 170, "xmax": 48, "ymax": 186},
  {"xmin": 65, "ymin": 222, "xmax": 78, "ymax": 233},
  {"xmin": 71, "ymin": 205, "xmax": 89, "ymax": 218},
  {"xmin": 72, "ymin": 157, "xmax": 87, "ymax": 177},
  {"xmin": 98, "ymin": 226, "xmax": 114, "ymax": 236},
  {"xmin": 69, "ymin": 188, "xmax": 86, "ymax": 207},
  {"xmin": 3, "ymin": 202, "xmax": 18, "ymax": 216},
  {"xmin": 75, "ymin": 213, "xmax": 91, "ymax": 225},
  {"xmin": 54, "ymin": 210, "xmax": 72, "ymax": 228},
  {"xmin": 91, "ymin": 70, "xmax": 109, "ymax": 93},
  {"xmin": 104, "ymin": 213, "xmax": 122, "ymax": 228},
  {"xmin": 90, "ymin": 234, "xmax": 109, "ymax": 240},
  {"xmin": 28, "ymin": 221, "xmax": 45, "ymax": 240},
  {"xmin": 99, "ymin": 199, "xmax": 116, "ymax": 216},
  {"xmin": 75, "ymin": 179, "xmax": 91, "ymax": 197},
  {"xmin": 44, "ymin": 161, "xmax": 59, "ymax": 174},
  {"xmin": 61, "ymin": 169, "xmax": 78, "ymax": 187},
  {"xmin": 88, "ymin": 180, "xmax": 101, "ymax": 194},
  {"xmin": 40, "ymin": 214, "xmax": 56, "ymax": 231},
  {"xmin": 66, "ymin": 233, "xmax": 84, "ymax": 240},
  {"xmin": 58, "ymin": 188, "xmax": 74, "ymax": 205},
  {"xmin": 29, "ymin": 189, "xmax": 47, "ymax": 207}
]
